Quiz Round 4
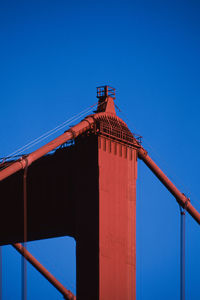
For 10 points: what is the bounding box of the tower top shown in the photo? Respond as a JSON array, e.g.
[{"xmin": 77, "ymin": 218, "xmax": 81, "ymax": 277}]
[
  {"xmin": 97, "ymin": 86, "xmax": 116, "ymax": 99},
  {"xmin": 96, "ymin": 86, "xmax": 116, "ymax": 114}
]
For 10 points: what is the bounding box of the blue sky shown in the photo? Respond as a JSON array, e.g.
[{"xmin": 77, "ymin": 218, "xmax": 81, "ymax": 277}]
[{"xmin": 1, "ymin": 0, "xmax": 200, "ymax": 299}]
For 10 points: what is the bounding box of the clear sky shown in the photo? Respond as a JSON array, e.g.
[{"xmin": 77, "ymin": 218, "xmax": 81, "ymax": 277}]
[{"xmin": 1, "ymin": 0, "xmax": 200, "ymax": 299}]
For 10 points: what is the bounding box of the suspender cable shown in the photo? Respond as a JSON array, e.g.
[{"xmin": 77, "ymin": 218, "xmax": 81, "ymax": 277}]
[
  {"xmin": 0, "ymin": 247, "xmax": 2, "ymax": 300},
  {"xmin": 22, "ymin": 158, "xmax": 28, "ymax": 300},
  {"xmin": 180, "ymin": 207, "xmax": 186, "ymax": 300}
]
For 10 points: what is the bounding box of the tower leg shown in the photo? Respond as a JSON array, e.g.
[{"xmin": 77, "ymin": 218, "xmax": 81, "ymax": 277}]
[{"xmin": 75, "ymin": 136, "xmax": 137, "ymax": 300}]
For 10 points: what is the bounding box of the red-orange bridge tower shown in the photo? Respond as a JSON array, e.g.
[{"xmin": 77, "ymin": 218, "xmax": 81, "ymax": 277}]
[{"xmin": 0, "ymin": 86, "xmax": 200, "ymax": 300}]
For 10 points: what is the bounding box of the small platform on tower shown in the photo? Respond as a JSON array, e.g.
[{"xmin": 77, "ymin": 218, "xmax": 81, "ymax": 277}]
[
  {"xmin": 96, "ymin": 85, "xmax": 116, "ymax": 114},
  {"xmin": 97, "ymin": 86, "xmax": 116, "ymax": 99}
]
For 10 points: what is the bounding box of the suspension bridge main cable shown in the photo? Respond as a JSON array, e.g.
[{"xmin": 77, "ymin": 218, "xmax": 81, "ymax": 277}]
[
  {"xmin": 0, "ymin": 99, "xmax": 106, "ymax": 173},
  {"xmin": 6, "ymin": 105, "xmax": 96, "ymax": 159},
  {"xmin": 115, "ymin": 101, "xmax": 195, "ymax": 200},
  {"xmin": 1, "ymin": 103, "xmax": 96, "ymax": 160}
]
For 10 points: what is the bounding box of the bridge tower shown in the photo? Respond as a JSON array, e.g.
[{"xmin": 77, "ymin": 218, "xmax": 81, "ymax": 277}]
[
  {"xmin": 76, "ymin": 86, "xmax": 137, "ymax": 299},
  {"xmin": 0, "ymin": 85, "xmax": 138, "ymax": 300},
  {"xmin": 1, "ymin": 85, "xmax": 200, "ymax": 300}
]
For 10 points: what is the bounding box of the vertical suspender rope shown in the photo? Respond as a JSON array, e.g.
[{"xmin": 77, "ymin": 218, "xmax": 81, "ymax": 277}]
[
  {"xmin": 0, "ymin": 156, "xmax": 3, "ymax": 299},
  {"xmin": 0, "ymin": 246, "xmax": 2, "ymax": 300},
  {"xmin": 180, "ymin": 206, "xmax": 186, "ymax": 300},
  {"xmin": 22, "ymin": 158, "xmax": 28, "ymax": 300}
]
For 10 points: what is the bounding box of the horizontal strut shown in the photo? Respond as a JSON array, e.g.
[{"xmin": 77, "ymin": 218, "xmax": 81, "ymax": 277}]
[{"xmin": 12, "ymin": 243, "xmax": 76, "ymax": 300}]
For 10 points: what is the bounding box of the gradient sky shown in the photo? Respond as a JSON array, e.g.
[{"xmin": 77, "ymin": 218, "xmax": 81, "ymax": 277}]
[{"xmin": 1, "ymin": 0, "xmax": 200, "ymax": 299}]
